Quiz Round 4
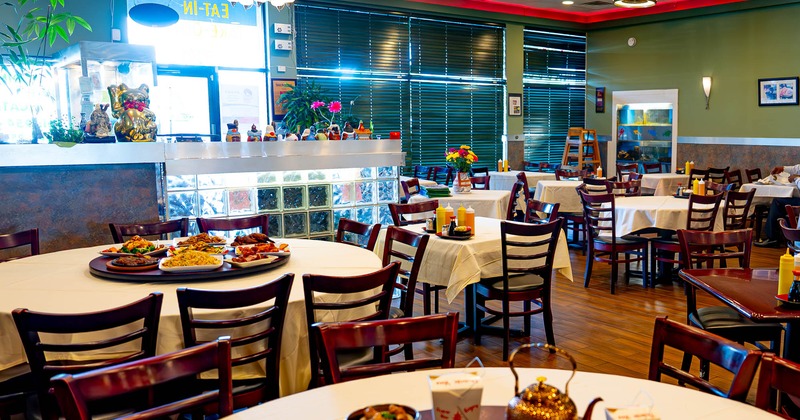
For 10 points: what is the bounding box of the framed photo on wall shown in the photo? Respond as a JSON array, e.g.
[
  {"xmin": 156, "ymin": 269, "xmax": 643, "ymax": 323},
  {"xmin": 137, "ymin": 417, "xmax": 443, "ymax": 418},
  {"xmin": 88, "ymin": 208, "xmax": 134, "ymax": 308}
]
[
  {"xmin": 508, "ymin": 93, "xmax": 522, "ymax": 116},
  {"xmin": 758, "ymin": 77, "xmax": 799, "ymax": 106},
  {"xmin": 271, "ymin": 78, "xmax": 296, "ymax": 120},
  {"xmin": 596, "ymin": 87, "xmax": 605, "ymax": 113}
]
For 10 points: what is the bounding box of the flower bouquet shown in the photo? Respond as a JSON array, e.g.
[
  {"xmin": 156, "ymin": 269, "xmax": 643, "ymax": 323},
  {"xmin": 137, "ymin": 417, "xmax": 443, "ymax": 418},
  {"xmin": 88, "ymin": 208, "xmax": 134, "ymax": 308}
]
[{"xmin": 446, "ymin": 145, "xmax": 478, "ymax": 194}]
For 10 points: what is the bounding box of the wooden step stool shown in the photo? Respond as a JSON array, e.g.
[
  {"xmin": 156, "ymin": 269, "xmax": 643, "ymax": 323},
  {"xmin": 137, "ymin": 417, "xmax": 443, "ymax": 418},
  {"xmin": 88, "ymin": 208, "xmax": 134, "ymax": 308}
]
[{"xmin": 562, "ymin": 127, "xmax": 601, "ymax": 171}]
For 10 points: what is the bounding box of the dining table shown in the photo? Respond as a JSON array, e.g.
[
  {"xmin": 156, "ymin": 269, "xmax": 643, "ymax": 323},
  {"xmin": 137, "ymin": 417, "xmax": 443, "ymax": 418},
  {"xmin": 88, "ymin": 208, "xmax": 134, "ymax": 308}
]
[
  {"xmin": 488, "ymin": 170, "xmax": 555, "ymax": 192},
  {"xmin": 533, "ymin": 180, "xmax": 584, "ymax": 213},
  {"xmin": 374, "ymin": 217, "xmax": 573, "ymax": 305},
  {"xmin": 400, "ymin": 175, "xmax": 439, "ymax": 188},
  {"xmin": 222, "ymin": 367, "xmax": 778, "ymax": 419},
  {"xmin": 640, "ymin": 173, "xmax": 689, "ymax": 196},
  {"xmin": 679, "ymin": 268, "xmax": 800, "ymax": 362},
  {"xmin": 0, "ymin": 238, "xmax": 383, "ymax": 396},
  {"xmin": 740, "ymin": 182, "xmax": 800, "ymax": 207},
  {"xmin": 408, "ymin": 190, "xmax": 511, "ymax": 219},
  {"xmin": 608, "ymin": 195, "xmax": 725, "ymax": 237}
]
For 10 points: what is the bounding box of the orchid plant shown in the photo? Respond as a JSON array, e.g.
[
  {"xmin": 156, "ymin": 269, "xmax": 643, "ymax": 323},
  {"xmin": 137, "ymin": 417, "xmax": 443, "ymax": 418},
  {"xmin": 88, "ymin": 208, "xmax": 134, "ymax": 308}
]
[
  {"xmin": 446, "ymin": 145, "xmax": 478, "ymax": 173},
  {"xmin": 310, "ymin": 100, "xmax": 342, "ymax": 129}
]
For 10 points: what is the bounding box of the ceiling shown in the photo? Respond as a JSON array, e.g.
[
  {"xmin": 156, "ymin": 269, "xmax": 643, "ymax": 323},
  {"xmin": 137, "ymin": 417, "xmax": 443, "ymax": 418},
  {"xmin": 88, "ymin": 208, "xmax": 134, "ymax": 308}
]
[{"xmin": 408, "ymin": 0, "xmax": 750, "ymax": 24}]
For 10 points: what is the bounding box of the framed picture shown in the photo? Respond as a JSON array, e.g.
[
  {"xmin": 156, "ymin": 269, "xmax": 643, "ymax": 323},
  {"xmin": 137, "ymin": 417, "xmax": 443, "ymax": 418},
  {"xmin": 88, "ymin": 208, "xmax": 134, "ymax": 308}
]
[
  {"xmin": 271, "ymin": 78, "xmax": 296, "ymax": 120},
  {"xmin": 595, "ymin": 87, "xmax": 605, "ymax": 113},
  {"xmin": 758, "ymin": 77, "xmax": 799, "ymax": 106},
  {"xmin": 508, "ymin": 93, "xmax": 522, "ymax": 116}
]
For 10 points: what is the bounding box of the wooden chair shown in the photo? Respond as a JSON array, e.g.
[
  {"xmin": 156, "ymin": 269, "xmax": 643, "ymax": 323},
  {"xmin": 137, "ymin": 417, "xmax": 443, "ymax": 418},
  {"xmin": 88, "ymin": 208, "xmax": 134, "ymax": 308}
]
[
  {"xmin": 610, "ymin": 179, "xmax": 642, "ymax": 197},
  {"xmin": 786, "ymin": 204, "xmax": 800, "ymax": 229},
  {"xmin": 197, "ymin": 214, "xmax": 269, "ymax": 236},
  {"xmin": 0, "ymin": 228, "xmax": 39, "ymax": 262},
  {"xmin": 524, "ymin": 199, "xmax": 560, "ymax": 224},
  {"xmin": 755, "ymin": 353, "xmax": 800, "ymax": 417},
  {"xmin": 648, "ymin": 316, "xmax": 761, "ymax": 402},
  {"xmin": 746, "ymin": 168, "xmax": 770, "ymax": 239},
  {"xmin": 474, "ymin": 219, "xmax": 563, "ymax": 361},
  {"xmin": 723, "ymin": 189, "xmax": 755, "ymax": 230},
  {"xmin": 689, "ymin": 168, "xmax": 709, "ymax": 182},
  {"xmin": 650, "ymin": 192, "xmax": 722, "ymax": 286},
  {"xmin": 177, "ymin": 274, "xmax": 293, "ymax": 408},
  {"xmin": 725, "ymin": 169, "xmax": 744, "ymax": 190},
  {"xmin": 400, "ymin": 178, "xmax": 421, "ymax": 203},
  {"xmin": 303, "ymin": 262, "xmax": 400, "ymax": 388},
  {"xmin": 707, "ymin": 166, "xmax": 730, "ymax": 183},
  {"xmin": 746, "ymin": 168, "xmax": 763, "ymax": 183},
  {"xmin": 13, "ymin": 293, "xmax": 163, "ymax": 420},
  {"xmin": 555, "ymin": 168, "xmax": 588, "ymax": 180},
  {"xmin": 109, "ymin": 218, "xmax": 189, "ymax": 243},
  {"xmin": 577, "ymin": 189, "xmax": 649, "ymax": 294},
  {"xmin": 335, "ymin": 218, "xmax": 381, "ymax": 251},
  {"xmin": 428, "ymin": 166, "xmax": 453, "ymax": 186},
  {"xmin": 779, "ymin": 218, "xmax": 800, "ymax": 255},
  {"xmin": 413, "ymin": 165, "xmax": 431, "ymax": 179},
  {"xmin": 678, "ymin": 229, "xmax": 782, "ymax": 381},
  {"xmin": 706, "ymin": 180, "xmax": 733, "ymax": 194},
  {"xmin": 526, "ymin": 162, "xmax": 556, "ymax": 173},
  {"xmin": 470, "ymin": 175, "xmax": 490, "ymax": 190},
  {"xmin": 506, "ymin": 179, "xmax": 531, "ymax": 221},
  {"xmin": 388, "ymin": 201, "xmax": 438, "ymax": 226},
  {"xmin": 471, "ymin": 166, "xmax": 489, "ymax": 177},
  {"xmin": 312, "ymin": 313, "xmax": 459, "ymax": 384},
  {"xmin": 616, "ymin": 162, "xmax": 639, "ymax": 180},
  {"xmin": 642, "ymin": 162, "xmax": 663, "ymax": 174},
  {"xmin": 381, "ymin": 225, "xmax": 431, "ymax": 325},
  {"xmin": 51, "ymin": 338, "xmax": 233, "ymax": 420},
  {"xmin": 628, "ymin": 172, "xmax": 643, "ymax": 181},
  {"xmin": 581, "ymin": 177, "xmax": 612, "ymax": 194}
]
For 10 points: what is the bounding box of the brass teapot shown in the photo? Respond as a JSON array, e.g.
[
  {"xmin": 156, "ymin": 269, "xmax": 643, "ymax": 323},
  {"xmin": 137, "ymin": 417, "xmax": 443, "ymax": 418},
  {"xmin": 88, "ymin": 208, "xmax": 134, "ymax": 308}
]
[{"xmin": 507, "ymin": 343, "xmax": 602, "ymax": 420}]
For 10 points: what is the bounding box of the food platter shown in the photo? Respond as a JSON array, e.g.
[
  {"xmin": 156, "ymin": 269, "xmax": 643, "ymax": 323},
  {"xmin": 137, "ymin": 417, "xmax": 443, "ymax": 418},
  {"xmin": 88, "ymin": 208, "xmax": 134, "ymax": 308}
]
[
  {"xmin": 172, "ymin": 236, "xmax": 228, "ymax": 247},
  {"xmin": 99, "ymin": 247, "xmax": 168, "ymax": 258},
  {"xmin": 346, "ymin": 404, "xmax": 419, "ymax": 420},
  {"xmin": 234, "ymin": 242, "xmax": 290, "ymax": 257},
  {"xmin": 106, "ymin": 257, "xmax": 160, "ymax": 272},
  {"xmin": 225, "ymin": 254, "xmax": 280, "ymax": 268},
  {"xmin": 88, "ymin": 253, "xmax": 290, "ymax": 282},
  {"xmin": 159, "ymin": 255, "xmax": 224, "ymax": 272},
  {"xmin": 435, "ymin": 232, "xmax": 472, "ymax": 241}
]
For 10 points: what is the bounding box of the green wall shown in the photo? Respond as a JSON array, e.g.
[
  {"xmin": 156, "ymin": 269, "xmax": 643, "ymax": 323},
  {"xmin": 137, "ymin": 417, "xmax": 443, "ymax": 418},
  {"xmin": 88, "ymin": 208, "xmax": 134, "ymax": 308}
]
[{"xmin": 586, "ymin": 3, "xmax": 800, "ymax": 139}]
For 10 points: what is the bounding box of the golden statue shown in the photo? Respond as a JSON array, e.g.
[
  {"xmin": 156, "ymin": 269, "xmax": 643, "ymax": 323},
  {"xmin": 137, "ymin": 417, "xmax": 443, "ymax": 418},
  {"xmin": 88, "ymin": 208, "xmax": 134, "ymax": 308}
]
[{"xmin": 108, "ymin": 83, "xmax": 158, "ymax": 142}]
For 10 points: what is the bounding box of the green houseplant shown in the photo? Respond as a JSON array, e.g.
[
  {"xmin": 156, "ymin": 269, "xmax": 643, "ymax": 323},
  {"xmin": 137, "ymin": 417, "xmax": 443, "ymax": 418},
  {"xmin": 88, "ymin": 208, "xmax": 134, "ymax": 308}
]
[
  {"xmin": 44, "ymin": 117, "xmax": 83, "ymax": 145},
  {"xmin": 277, "ymin": 80, "xmax": 330, "ymax": 133}
]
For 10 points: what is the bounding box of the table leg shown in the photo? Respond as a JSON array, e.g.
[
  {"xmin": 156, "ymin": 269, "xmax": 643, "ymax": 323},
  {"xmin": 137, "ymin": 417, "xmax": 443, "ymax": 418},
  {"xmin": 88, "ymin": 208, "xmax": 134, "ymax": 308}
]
[
  {"xmin": 458, "ymin": 283, "xmax": 475, "ymax": 338},
  {"xmin": 784, "ymin": 321, "xmax": 800, "ymax": 362}
]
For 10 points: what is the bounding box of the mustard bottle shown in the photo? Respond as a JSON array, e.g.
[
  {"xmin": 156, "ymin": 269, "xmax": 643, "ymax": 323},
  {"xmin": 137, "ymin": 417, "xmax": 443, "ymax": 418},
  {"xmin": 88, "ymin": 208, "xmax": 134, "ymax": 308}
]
[
  {"xmin": 457, "ymin": 204, "xmax": 466, "ymax": 226},
  {"xmin": 465, "ymin": 205, "xmax": 475, "ymax": 235},
  {"xmin": 692, "ymin": 178, "xmax": 699, "ymax": 194},
  {"xmin": 435, "ymin": 203, "xmax": 446, "ymax": 234},
  {"xmin": 503, "ymin": 159, "xmax": 509, "ymax": 172},
  {"xmin": 779, "ymin": 249, "xmax": 794, "ymax": 295},
  {"xmin": 685, "ymin": 161, "xmax": 691, "ymax": 175}
]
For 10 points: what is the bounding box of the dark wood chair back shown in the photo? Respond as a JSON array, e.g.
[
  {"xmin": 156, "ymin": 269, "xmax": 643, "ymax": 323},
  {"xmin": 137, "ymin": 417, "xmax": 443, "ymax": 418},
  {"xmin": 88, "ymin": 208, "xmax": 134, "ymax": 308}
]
[
  {"xmin": 506, "ymin": 180, "xmax": 530, "ymax": 221},
  {"xmin": 51, "ymin": 338, "xmax": 233, "ymax": 420},
  {"xmin": 689, "ymin": 168, "xmax": 709, "ymax": 181},
  {"xmin": 400, "ymin": 178, "xmax": 421, "ymax": 203},
  {"xmin": 177, "ymin": 274, "xmax": 293, "ymax": 406},
  {"xmin": 616, "ymin": 163, "xmax": 639, "ymax": 179},
  {"xmin": 610, "ymin": 179, "xmax": 642, "ymax": 196},
  {"xmin": 648, "ymin": 316, "xmax": 761, "ymax": 402},
  {"xmin": 381, "ymin": 226, "xmax": 430, "ymax": 322},
  {"xmin": 471, "ymin": 166, "xmax": 489, "ymax": 177},
  {"xmin": 628, "ymin": 172, "xmax": 643, "ymax": 181},
  {"xmin": 303, "ymin": 262, "xmax": 400, "ymax": 387},
  {"xmin": 707, "ymin": 166, "xmax": 730, "ymax": 183},
  {"xmin": 705, "ymin": 180, "xmax": 733, "ymax": 194},
  {"xmin": 388, "ymin": 201, "xmax": 439, "ymax": 226},
  {"xmin": 725, "ymin": 169, "xmax": 744, "ymax": 190},
  {"xmin": 755, "ymin": 353, "xmax": 800, "ymax": 416},
  {"xmin": 197, "ymin": 215, "xmax": 269, "ymax": 236},
  {"xmin": 526, "ymin": 162, "xmax": 556, "ymax": 173},
  {"xmin": 13, "ymin": 293, "xmax": 163, "ymax": 419},
  {"xmin": 577, "ymin": 189, "xmax": 617, "ymax": 244},
  {"xmin": 723, "ymin": 189, "xmax": 755, "ymax": 230},
  {"xmin": 581, "ymin": 177, "xmax": 613, "ymax": 194},
  {"xmin": 524, "ymin": 199, "xmax": 560, "ymax": 224},
  {"xmin": 312, "ymin": 313, "xmax": 459, "ymax": 384},
  {"xmin": 0, "ymin": 228, "xmax": 40, "ymax": 261},
  {"xmin": 779, "ymin": 218, "xmax": 800, "ymax": 254},
  {"xmin": 109, "ymin": 218, "xmax": 189, "ymax": 243},
  {"xmin": 678, "ymin": 229, "xmax": 753, "ymax": 270},
  {"xmin": 745, "ymin": 168, "xmax": 762, "ymax": 183},
  {"xmin": 642, "ymin": 162, "xmax": 663, "ymax": 174},
  {"xmin": 335, "ymin": 218, "xmax": 381, "ymax": 251},
  {"xmin": 428, "ymin": 166, "xmax": 453, "ymax": 185},
  {"xmin": 470, "ymin": 175, "xmax": 490, "ymax": 190},
  {"xmin": 786, "ymin": 204, "xmax": 800, "ymax": 229},
  {"xmin": 686, "ymin": 193, "xmax": 723, "ymax": 231},
  {"xmin": 555, "ymin": 168, "xmax": 588, "ymax": 180},
  {"xmin": 413, "ymin": 165, "xmax": 431, "ymax": 179}
]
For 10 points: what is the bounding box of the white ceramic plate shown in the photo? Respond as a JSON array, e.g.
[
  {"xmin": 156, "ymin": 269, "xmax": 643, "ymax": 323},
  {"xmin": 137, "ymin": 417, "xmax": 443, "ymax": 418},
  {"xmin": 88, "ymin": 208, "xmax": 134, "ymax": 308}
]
[
  {"xmin": 225, "ymin": 254, "xmax": 280, "ymax": 268},
  {"xmin": 172, "ymin": 236, "xmax": 228, "ymax": 247},
  {"xmin": 99, "ymin": 246, "xmax": 168, "ymax": 258},
  {"xmin": 159, "ymin": 254, "xmax": 223, "ymax": 272},
  {"xmin": 234, "ymin": 243, "xmax": 290, "ymax": 256}
]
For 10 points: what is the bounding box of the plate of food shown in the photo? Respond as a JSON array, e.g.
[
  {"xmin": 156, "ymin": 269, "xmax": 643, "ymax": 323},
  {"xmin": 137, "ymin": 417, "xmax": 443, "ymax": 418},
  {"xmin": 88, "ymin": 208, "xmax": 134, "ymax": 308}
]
[
  {"xmin": 775, "ymin": 294, "xmax": 800, "ymax": 306},
  {"xmin": 225, "ymin": 253, "xmax": 282, "ymax": 268},
  {"xmin": 106, "ymin": 255, "xmax": 161, "ymax": 272},
  {"xmin": 347, "ymin": 404, "xmax": 418, "ymax": 420},
  {"xmin": 100, "ymin": 236, "xmax": 168, "ymax": 257},
  {"xmin": 159, "ymin": 251, "xmax": 223, "ymax": 272},
  {"xmin": 234, "ymin": 242, "xmax": 290, "ymax": 256},
  {"xmin": 173, "ymin": 233, "xmax": 228, "ymax": 247},
  {"xmin": 170, "ymin": 243, "xmax": 228, "ymax": 255},
  {"xmin": 230, "ymin": 232, "xmax": 273, "ymax": 246}
]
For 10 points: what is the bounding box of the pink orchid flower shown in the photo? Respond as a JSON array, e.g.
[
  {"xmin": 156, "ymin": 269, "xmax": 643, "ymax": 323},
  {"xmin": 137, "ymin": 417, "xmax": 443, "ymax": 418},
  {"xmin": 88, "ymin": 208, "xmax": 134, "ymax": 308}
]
[
  {"xmin": 328, "ymin": 101, "xmax": 342, "ymax": 113},
  {"xmin": 311, "ymin": 101, "xmax": 326, "ymax": 110}
]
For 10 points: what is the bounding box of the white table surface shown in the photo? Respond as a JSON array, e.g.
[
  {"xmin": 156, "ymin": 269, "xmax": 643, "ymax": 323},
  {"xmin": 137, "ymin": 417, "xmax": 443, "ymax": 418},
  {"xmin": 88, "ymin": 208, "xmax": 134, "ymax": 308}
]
[
  {"xmin": 223, "ymin": 367, "xmax": 778, "ymax": 419},
  {"xmin": 533, "ymin": 180, "xmax": 584, "ymax": 213},
  {"xmin": 641, "ymin": 173, "xmax": 689, "ymax": 196},
  {"xmin": 375, "ymin": 217, "xmax": 572, "ymax": 303},
  {"xmin": 609, "ymin": 196, "xmax": 725, "ymax": 237},
  {"xmin": 740, "ymin": 182, "xmax": 800, "ymax": 207},
  {"xmin": 488, "ymin": 171, "xmax": 555, "ymax": 192},
  {"xmin": 400, "ymin": 175, "xmax": 439, "ymax": 188},
  {"xmin": 0, "ymin": 239, "xmax": 382, "ymax": 396},
  {"xmin": 409, "ymin": 190, "xmax": 511, "ymax": 220}
]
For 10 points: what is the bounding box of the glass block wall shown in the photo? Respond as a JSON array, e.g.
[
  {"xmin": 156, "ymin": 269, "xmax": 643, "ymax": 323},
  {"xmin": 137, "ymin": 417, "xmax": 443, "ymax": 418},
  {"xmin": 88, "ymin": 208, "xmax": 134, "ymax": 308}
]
[{"xmin": 164, "ymin": 166, "xmax": 398, "ymax": 240}]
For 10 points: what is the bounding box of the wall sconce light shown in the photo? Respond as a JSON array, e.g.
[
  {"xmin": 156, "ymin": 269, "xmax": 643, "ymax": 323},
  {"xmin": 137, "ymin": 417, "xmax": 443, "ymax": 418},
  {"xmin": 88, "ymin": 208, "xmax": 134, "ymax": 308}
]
[{"xmin": 702, "ymin": 76, "xmax": 712, "ymax": 109}]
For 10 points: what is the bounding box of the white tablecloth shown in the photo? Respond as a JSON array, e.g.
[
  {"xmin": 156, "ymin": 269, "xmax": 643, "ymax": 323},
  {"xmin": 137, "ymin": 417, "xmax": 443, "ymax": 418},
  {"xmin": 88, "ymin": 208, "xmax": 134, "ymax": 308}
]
[
  {"xmin": 488, "ymin": 171, "xmax": 555, "ymax": 192},
  {"xmin": 374, "ymin": 217, "xmax": 572, "ymax": 303},
  {"xmin": 609, "ymin": 196, "xmax": 725, "ymax": 237},
  {"xmin": 400, "ymin": 175, "xmax": 439, "ymax": 188},
  {"xmin": 641, "ymin": 173, "xmax": 689, "ymax": 196},
  {"xmin": 0, "ymin": 239, "xmax": 382, "ymax": 396},
  {"xmin": 740, "ymin": 182, "xmax": 800, "ymax": 207},
  {"xmin": 224, "ymin": 367, "xmax": 778, "ymax": 419},
  {"xmin": 409, "ymin": 190, "xmax": 511, "ymax": 219},
  {"xmin": 533, "ymin": 180, "xmax": 584, "ymax": 213}
]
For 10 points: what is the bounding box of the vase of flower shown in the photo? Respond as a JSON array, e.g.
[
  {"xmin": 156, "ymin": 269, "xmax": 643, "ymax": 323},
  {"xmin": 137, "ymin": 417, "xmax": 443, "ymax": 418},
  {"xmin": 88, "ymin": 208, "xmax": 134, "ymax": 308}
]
[
  {"xmin": 454, "ymin": 171, "xmax": 472, "ymax": 194},
  {"xmin": 446, "ymin": 145, "xmax": 478, "ymax": 194}
]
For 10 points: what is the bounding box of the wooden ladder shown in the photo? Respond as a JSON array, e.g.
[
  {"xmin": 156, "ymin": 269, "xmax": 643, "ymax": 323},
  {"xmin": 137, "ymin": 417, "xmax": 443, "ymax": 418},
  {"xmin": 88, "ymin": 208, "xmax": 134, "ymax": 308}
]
[{"xmin": 561, "ymin": 127, "xmax": 601, "ymax": 171}]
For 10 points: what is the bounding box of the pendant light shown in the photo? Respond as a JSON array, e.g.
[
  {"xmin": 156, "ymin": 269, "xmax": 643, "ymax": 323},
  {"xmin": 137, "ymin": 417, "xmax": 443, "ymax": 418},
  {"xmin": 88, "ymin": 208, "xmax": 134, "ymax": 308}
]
[
  {"xmin": 129, "ymin": 2, "xmax": 180, "ymax": 27},
  {"xmin": 614, "ymin": 0, "xmax": 657, "ymax": 8}
]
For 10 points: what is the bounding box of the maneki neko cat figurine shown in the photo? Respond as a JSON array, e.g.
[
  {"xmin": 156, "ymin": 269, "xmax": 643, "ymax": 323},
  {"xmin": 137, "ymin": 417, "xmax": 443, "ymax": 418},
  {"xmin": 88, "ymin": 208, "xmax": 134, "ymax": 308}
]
[{"xmin": 108, "ymin": 83, "xmax": 158, "ymax": 142}]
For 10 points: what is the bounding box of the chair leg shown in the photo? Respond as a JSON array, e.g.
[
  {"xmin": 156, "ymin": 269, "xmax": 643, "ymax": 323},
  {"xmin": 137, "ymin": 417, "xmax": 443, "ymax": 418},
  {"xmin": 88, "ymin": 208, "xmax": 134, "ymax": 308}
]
[
  {"xmin": 502, "ymin": 302, "xmax": 511, "ymax": 362},
  {"xmin": 643, "ymin": 246, "xmax": 650, "ymax": 288},
  {"xmin": 650, "ymin": 247, "xmax": 658, "ymax": 288},
  {"xmin": 434, "ymin": 289, "xmax": 440, "ymax": 314},
  {"xmin": 422, "ymin": 284, "xmax": 432, "ymax": 316},
  {"xmin": 523, "ymin": 301, "xmax": 531, "ymax": 336},
  {"xmin": 543, "ymin": 305, "xmax": 555, "ymax": 347},
  {"xmin": 610, "ymin": 253, "xmax": 618, "ymax": 294},
  {"xmin": 584, "ymin": 254, "xmax": 593, "ymax": 288}
]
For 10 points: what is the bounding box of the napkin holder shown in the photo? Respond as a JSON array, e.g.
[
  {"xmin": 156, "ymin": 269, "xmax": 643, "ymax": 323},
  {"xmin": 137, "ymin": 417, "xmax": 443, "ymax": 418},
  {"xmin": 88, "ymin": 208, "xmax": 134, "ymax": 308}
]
[{"xmin": 429, "ymin": 358, "xmax": 483, "ymax": 420}]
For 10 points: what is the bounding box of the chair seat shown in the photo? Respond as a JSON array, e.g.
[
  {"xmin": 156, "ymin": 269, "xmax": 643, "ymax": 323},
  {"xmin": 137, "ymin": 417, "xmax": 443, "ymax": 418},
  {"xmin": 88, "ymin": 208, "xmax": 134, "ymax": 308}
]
[
  {"xmin": 594, "ymin": 235, "xmax": 649, "ymax": 246},
  {"xmin": 691, "ymin": 306, "xmax": 784, "ymax": 336},
  {"xmin": 651, "ymin": 236, "xmax": 679, "ymax": 245},
  {"xmin": 483, "ymin": 273, "xmax": 544, "ymax": 292},
  {"xmin": 389, "ymin": 306, "xmax": 404, "ymax": 319}
]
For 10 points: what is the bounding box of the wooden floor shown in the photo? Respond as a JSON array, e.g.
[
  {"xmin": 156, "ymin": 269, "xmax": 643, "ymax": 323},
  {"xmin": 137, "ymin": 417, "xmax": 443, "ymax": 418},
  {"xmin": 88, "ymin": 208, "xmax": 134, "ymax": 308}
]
[{"xmin": 409, "ymin": 241, "xmax": 787, "ymax": 403}]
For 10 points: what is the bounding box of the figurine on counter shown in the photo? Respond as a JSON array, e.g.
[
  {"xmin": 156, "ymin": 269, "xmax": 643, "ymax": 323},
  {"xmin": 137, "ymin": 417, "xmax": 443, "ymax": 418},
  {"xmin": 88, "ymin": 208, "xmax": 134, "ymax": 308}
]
[
  {"xmin": 328, "ymin": 124, "xmax": 341, "ymax": 140},
  {"xmin": 246, "ymin": 124, "xmax": 262, "ymax": 142},
  {"xmin": 226, "ymin": 120, "xmax": 241, "ymax": 142},
  {"xmin": 85, "ymin": 104, "xmax": 112, "ymax": 138},
  {"xmin": 300, "ymin": 128, "xmax": 312, "ymax": 141},
  {"xmin": 262, "ymin": 124, "xmax": 277, "ymax": 141},
  {"xmin": 285, "ymin": 132, "xmax": 298, "ymax": 141},
  {"xmin": 342, "ymin": 121, "xmax": 354, "ymax": 140},
  {"xmin": 354, "ymin": 120, "xmax": 371, "ymax": 140},
  {"xmin": 108, "ymin": 83, "xmax": 157, "ymax": 142},
  {"xmin": 315, "ymin": 129, "xmax": 328, "ymax": 141}
]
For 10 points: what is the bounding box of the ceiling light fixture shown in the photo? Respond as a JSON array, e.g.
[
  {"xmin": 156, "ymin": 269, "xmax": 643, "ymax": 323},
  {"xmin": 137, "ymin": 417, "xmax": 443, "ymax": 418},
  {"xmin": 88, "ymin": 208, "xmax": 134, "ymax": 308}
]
[
  {"xmin": 614, "ymin": 0, "xmax": 657, "ymax": 8},
  {"xmin": 228, "ymin": 0, "xmax": 295, "ymax": 11}
]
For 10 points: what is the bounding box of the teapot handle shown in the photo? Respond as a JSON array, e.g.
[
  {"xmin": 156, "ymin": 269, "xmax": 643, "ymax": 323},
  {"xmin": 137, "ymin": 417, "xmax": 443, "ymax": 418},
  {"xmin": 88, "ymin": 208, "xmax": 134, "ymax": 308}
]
[{"xmin": 508, "ymin": 343, "xmax": 578, "ymax": 396}]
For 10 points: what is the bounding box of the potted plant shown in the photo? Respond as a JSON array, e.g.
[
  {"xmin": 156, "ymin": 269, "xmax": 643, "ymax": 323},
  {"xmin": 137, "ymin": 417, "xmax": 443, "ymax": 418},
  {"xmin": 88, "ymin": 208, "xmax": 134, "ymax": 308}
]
[
  {"xmin": 44, "ymin": 117, "xmax": 84, "ymax": 146},
  {"xmin": 277, "ymin": 80, "xmax": 330, "ymax": 134}
]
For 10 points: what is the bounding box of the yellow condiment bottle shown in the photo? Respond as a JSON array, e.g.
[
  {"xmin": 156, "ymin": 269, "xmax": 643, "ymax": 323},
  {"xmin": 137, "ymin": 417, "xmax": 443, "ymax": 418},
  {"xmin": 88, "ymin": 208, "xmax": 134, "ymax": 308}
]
[
  {"xmin": 444, "ymin": 203, "xmax": 454, "ymax": 230},
  {"xmin": 692, "ymin": 178, "xmax": 700, "ymax": 194},
  {"xmin": 465, "ymin": 205, "xmax": 475, "ymax": 235},
  {"xmin": 435, "ymin": 203, "xmax": 446, "ymax": 234},
  {"xmin": 457, "ymin": 204, "xmax": 466, "ymax": 226},
  {"xmin": 596, "ymin": 166, "xmax": 603, "ymax": 178},
  {"xmin": 779, "ymin": 249, "xmax": 794, "ymax": 295},
  {"xmin": 685, "ymin": 161, "xmax": 691, "ymax": 175},
  {"xmin": 503, "ymin": 160, "xmax": 509, "ymax": 172}
]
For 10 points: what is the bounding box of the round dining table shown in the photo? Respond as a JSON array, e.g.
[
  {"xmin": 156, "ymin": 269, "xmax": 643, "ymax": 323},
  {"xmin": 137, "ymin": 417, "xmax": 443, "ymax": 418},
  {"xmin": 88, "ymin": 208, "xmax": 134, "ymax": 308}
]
[
  {"xmin": 223, "ymin": 367, "xmax": 778, "ymax": 419},
  {"xmin": 0, "ymin": 238, "xmax": 382, "ymax": 396}
]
